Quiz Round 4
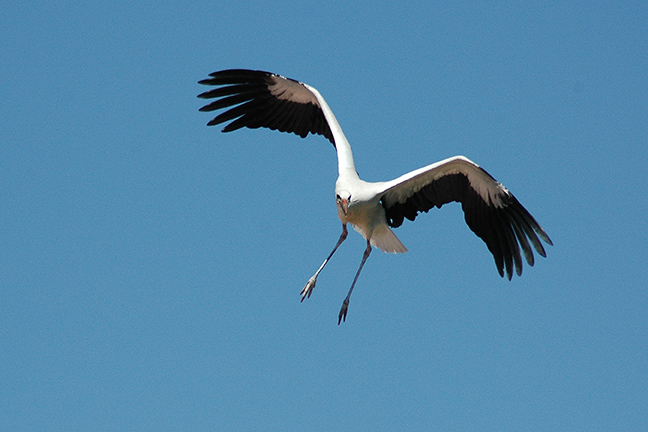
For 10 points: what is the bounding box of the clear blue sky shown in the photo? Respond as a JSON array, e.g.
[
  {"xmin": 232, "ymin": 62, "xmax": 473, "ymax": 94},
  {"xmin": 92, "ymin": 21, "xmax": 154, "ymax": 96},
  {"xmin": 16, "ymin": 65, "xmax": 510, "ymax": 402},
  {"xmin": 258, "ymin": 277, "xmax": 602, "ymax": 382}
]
[{"xmin": 2, "ymin": 1, "xmax": 647, "ymax": 431}]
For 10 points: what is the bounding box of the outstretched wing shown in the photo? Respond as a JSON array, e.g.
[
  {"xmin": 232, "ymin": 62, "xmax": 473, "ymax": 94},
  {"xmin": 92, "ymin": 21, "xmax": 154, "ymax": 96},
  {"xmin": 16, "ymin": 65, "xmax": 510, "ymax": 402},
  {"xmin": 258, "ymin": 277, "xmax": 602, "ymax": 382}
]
[
  {"xmin": 198, "ymin": 69, "xmax": 335, "ymax": 146},
  {"xmin": 379, "ymin": 156, "xmax": 552, "ymax": 279}
]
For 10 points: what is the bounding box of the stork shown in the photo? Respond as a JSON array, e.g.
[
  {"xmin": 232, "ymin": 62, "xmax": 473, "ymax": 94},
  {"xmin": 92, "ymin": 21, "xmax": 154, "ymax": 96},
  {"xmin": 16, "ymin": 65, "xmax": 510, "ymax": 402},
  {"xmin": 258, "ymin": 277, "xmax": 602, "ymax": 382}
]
[{"xmin": 198, "ymin": 69, "xmax": 552, "ymax": 324}]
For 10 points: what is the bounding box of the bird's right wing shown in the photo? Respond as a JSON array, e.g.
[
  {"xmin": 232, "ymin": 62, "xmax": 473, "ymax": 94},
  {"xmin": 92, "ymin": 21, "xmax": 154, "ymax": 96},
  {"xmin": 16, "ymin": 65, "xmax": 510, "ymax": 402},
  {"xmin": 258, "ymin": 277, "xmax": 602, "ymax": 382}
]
[{"xmin": 198, "ymin": 69, "xmax": 336, "ymax": 146}]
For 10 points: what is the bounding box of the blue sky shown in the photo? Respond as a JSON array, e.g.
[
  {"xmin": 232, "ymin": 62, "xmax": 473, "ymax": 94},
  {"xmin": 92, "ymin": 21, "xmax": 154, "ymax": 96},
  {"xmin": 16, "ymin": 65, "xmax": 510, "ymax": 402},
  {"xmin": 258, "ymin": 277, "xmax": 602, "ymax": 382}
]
[{"xmin": 2, "ymin": 1, "xmax": 647, "ymax": 430}]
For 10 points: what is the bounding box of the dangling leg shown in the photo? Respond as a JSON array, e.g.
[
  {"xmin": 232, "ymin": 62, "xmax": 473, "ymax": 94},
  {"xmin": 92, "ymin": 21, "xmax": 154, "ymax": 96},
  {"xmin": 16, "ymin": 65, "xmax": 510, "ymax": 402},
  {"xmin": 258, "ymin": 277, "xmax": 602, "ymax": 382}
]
[
  {"xmin": 338, "ymin": 239, "xmax": 372, "ymax": 324},
  {"xmin": 301, "ymin": 224, "xmax": 348, "ymax": 302}
]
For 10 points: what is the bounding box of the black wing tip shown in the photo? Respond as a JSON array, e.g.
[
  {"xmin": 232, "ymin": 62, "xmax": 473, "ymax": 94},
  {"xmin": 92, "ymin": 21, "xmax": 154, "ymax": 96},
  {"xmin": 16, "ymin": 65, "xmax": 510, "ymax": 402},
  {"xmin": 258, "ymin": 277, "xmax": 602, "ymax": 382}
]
[
  {"xmin": 538, "ymin": 230, "xmax": 553, "ymax": 247},
  {"xmin": 487, "ymin": 195, "xmax": 553, "ymax": 280},
  {"xmin": 496, "ymin": 259, "xmax": 515, "ymax": 280},
  {"xmin": 198, "ymin": 69, "xmax": 275, "ymax": 85}
]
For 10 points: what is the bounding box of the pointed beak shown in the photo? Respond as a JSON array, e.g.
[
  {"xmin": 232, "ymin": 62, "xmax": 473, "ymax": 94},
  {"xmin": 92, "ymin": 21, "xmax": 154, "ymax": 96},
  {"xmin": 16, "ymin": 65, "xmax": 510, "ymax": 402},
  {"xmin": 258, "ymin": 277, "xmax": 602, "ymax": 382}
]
[{"xmin": 340, "ymin": 198, "xmax": 348, "ymax": 216}]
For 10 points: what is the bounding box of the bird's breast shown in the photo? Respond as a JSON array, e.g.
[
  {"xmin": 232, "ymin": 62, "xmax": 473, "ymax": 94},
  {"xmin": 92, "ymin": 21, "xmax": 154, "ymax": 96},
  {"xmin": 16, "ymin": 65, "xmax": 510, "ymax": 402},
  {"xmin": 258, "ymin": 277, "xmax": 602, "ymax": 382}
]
[{"xmin": 342, "ymin": 200, "xmax": 387, "ymax": 239}]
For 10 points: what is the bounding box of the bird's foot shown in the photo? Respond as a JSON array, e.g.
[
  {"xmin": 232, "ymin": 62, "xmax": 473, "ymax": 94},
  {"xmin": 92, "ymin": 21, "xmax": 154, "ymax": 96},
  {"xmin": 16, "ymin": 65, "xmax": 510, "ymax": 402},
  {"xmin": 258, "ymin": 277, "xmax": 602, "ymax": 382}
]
[
  {"xmin": 338, "ymin": 299, "xmax": 349, "ymax": 325},
  {"xmin": 300, "ymin": 276, "xmax": 317, "ymax": 302}
]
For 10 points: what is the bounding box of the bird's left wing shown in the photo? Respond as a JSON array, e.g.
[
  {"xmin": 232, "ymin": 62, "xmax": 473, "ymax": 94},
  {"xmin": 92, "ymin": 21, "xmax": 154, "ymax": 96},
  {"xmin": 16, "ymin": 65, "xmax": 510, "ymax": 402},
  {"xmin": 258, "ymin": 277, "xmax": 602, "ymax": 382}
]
[
  {"xmin": 198, "ymin": 69, "xmax": 335, "ymax": 146},
  {"xmin": 379, "ymin": 156, "xmax": 552, "ymax": 279}
]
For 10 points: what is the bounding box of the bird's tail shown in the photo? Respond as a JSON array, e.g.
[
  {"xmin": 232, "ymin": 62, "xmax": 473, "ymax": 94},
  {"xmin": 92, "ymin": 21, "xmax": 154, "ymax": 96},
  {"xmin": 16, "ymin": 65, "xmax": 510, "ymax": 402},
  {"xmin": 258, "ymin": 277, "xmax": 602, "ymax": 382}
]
[{"xmin": 371, "ymin": 225, "xmax": 408, "ymax": 254}]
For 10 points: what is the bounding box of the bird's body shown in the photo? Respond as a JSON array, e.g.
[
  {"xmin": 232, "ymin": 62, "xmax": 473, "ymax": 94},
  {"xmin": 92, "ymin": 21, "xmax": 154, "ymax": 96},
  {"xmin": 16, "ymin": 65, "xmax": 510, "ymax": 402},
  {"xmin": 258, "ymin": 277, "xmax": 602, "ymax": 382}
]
[
  {"xmin": 198, "ymin": 69, "xmax": 552, "ymax": 323},
  {"xmin": 336, "ymin": 175, "xmax": 408, "ymax": 254}
]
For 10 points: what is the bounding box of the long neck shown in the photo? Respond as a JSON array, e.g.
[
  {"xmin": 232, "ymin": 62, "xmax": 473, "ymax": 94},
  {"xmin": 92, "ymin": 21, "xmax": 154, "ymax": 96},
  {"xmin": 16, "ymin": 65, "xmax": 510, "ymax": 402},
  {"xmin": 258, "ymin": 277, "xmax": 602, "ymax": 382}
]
[{"xmin": 305, "ymin": 84, "xmax": 358, "ymax": 176}]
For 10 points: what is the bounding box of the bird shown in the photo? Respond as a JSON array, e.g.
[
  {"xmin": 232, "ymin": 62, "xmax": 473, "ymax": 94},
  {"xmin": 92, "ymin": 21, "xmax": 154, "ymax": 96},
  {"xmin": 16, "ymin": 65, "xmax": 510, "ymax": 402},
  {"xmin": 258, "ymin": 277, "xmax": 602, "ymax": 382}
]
[{"xmin": 197, "ymin": 69, "xmax": 553, "ymax": 324}]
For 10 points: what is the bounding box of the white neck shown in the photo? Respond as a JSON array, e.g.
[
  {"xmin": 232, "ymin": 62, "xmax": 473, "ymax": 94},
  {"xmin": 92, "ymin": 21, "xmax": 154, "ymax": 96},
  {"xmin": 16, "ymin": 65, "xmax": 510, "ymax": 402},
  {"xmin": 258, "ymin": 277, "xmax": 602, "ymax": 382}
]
[{"xmin": 304, "ymin": 84, "xmax": 358, "ymax": 177}]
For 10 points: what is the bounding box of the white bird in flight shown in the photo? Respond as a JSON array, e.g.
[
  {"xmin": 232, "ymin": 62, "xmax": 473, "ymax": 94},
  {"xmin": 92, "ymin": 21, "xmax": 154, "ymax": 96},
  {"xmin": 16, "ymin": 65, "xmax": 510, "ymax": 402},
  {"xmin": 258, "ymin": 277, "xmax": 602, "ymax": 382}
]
[{"xmin": 198, "ymin": 69, "xmax": 552, "ymax": 324}]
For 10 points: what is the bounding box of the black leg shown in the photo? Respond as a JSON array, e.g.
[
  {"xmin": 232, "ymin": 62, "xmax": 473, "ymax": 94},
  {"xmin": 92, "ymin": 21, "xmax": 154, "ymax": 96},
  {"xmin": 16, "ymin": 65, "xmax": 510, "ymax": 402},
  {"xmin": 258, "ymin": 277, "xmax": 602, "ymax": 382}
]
[
  {"xmin": 338, "ymin": 239, "xmax": 372, "ymax": 324},
  {"xmin": 301, "ymin": 224, "xmax": 348, "ymax": 301}
]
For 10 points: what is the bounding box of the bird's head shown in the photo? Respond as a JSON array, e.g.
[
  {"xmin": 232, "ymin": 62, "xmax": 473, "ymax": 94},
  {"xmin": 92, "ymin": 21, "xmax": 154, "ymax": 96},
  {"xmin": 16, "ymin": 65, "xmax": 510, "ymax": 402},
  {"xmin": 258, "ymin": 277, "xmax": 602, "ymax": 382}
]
[{"xmin": 336, "ymin": 191, "xmax": 351, "ymax": 216}]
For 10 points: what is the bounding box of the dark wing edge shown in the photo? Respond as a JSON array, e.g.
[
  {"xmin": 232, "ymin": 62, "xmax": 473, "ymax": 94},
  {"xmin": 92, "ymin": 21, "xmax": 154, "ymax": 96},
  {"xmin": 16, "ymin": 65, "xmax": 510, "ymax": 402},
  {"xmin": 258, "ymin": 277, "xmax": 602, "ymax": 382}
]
[
  {"xmin": 381, "ymin": 172, "xmax": 553, "ymax": 280},
  {"xmin": 198, "ymin": 69, "xmax": 335, "ymax": 147}
]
